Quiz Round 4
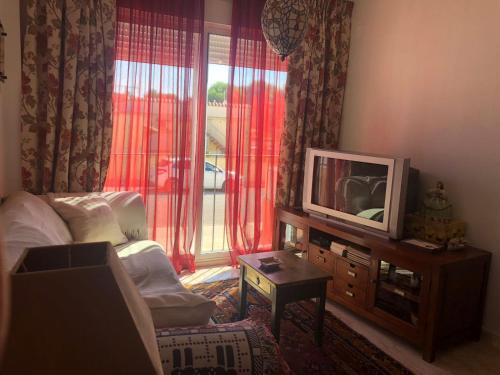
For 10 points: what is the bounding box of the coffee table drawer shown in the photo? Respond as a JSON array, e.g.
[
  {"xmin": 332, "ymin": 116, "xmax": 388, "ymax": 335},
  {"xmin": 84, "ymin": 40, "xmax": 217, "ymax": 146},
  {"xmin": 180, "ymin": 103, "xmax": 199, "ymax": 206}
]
[
  {"xmin": 336, "ymin": 257, "xmax": 369, "ymax": 287},
  {"xmin": 245, "ymin": 267, "xmax": 272, "ymax": 295},
  {"xmin": 333, "ymin": 277, "xmax": 367, "ymax": 307}
]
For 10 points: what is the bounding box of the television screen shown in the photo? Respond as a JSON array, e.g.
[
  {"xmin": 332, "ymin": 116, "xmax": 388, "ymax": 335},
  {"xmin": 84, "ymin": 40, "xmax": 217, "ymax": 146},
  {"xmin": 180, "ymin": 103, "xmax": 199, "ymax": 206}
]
[
  {"xmin": 311, "ymin": 156, "xmax": 390, "ymax": 224},
  {"xmin": 303, "ymin": 148, "xmax": 412, "ymax": 239}
]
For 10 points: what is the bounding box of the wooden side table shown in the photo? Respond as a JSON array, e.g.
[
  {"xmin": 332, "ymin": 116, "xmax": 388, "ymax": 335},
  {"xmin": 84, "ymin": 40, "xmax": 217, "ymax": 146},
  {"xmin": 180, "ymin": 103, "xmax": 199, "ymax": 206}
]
[{"xmin": 238, "ymin": 251, "xmax": 332, "ymax": 345}]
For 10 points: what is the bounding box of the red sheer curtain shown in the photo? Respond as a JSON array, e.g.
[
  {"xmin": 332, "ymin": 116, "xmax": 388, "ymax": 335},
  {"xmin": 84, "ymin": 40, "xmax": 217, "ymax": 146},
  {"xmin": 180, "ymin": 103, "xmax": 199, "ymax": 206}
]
[
  {"xmin": 225, "ymin": 0, "xmax": 287, "ymax": 264},
  {"xmin": 105, "ymin": 0, "xmax": 205, "ymax": 273}
]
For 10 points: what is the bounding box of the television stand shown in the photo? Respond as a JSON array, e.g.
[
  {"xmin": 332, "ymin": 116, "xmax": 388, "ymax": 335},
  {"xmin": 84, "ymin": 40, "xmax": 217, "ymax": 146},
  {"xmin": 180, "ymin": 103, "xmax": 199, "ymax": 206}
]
[
  {"xmin": 308, "ymin": 211, "xmax": 392, "ymax": 240},
  {"xmin": 273, "ymin": 207, "xmax": 491, "ymax": 362}
]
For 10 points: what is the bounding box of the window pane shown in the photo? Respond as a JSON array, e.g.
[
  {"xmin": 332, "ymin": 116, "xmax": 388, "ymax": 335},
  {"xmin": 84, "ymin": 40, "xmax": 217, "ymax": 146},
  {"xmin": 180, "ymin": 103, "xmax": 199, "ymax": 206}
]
[{"xmin": 201, "ymin": 34, "xmax": 231, "ymax": 254}]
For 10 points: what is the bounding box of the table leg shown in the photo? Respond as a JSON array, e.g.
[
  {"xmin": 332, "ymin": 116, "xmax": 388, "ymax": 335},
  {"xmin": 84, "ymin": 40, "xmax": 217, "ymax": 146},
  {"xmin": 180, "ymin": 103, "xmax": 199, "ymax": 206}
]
[
  {"xmin": 315, "ymin": 282, "xmax": 327, "ymax": 346},
  {"xmin": 271, "ymin": 289, "xmax": 283, "ymax": 343},
  {"xmin": 422, "ymin": 342, "xmax": 436, "ymax": 363},
  {"xmin": 239, "ymin": 266, "xmax": 248, "ymax": 320}
]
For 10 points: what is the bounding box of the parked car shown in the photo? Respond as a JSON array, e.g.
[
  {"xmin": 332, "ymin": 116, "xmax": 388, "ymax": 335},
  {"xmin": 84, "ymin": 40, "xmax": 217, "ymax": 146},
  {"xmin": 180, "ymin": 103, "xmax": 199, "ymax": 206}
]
[
  {"xmin": 157, "ymin": 160, "xmax": 227, "ymax": 191},
  {"xmin": 106, "ymin": 156, "xmax": 235, "ymax": 193},
  {"xmin": 203, "ymin": 161, "xmax": 226, "ymax": 190}
]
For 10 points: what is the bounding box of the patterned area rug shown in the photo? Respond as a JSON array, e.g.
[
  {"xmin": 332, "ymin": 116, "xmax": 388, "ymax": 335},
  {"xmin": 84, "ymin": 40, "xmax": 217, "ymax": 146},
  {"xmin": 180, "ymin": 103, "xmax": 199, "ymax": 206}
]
[{"xmin": 189, "ymin": 278, "xmax": 413, "ymax": 375}]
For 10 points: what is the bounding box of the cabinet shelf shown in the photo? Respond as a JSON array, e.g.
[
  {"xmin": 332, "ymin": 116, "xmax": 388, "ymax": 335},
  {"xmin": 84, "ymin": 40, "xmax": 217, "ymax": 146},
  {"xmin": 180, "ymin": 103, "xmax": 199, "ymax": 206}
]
[{"xmin": 379, "ymin": 280, "xmax": 420, "ymax": 303}]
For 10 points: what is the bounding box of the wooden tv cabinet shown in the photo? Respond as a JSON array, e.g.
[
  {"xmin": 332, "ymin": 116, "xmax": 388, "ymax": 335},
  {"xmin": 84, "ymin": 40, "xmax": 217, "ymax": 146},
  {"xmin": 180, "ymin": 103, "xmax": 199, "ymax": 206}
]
[{"xmin": 273, "ymin": 208, "xmax": 492, "ymax": 362}]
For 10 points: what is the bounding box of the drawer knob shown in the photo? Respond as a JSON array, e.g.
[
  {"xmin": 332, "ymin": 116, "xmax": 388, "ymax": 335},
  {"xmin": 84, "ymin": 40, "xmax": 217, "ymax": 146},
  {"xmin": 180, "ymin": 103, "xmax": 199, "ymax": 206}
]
[
  {"xmin": 256, "ymin": 277, "xmax": 260, "ymax": 285},
  {"xmin": 345, "ymin": 290, "xmax": 354, "ymax": 298},
  {"xmin": 317, "ymin": 256, "xmax": 326, "ymax": 263},
  {"xmin": 347, "ymin": 270, "xmax": 357, "ymax": 278}
]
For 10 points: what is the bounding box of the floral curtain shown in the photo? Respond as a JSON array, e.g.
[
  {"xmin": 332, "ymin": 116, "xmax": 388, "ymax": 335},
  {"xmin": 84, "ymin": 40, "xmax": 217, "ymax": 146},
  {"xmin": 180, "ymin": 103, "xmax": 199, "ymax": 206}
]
[
  {"xmin": 20, "ymin": 0, "xmax": 116, "ymax": 193},
  {"xmin": 275, "ymin": 0, "xmax": 354, "ymax": 208}
]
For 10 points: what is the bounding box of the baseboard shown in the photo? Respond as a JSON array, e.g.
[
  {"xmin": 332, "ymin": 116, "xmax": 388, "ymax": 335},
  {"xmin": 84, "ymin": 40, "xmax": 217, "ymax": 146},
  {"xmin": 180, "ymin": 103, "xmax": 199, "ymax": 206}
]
[
  {"xmin": 195, "ymin": 254, "xmax": 231, "ymax": 268},
  {"xmin": 482, "ymin": 330, "xmax": 500, "ymax": 350}
]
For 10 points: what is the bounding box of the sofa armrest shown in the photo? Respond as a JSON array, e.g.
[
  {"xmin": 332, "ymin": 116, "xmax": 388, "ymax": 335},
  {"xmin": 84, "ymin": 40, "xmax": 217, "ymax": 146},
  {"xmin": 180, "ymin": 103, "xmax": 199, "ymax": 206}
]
[
  {"xmin": 99, "ymin": 191, "xmax": 148, "ymax": 241},
  {"xmin": 156, "ymin": 319, "xmax": 290, "ymax": 374}
]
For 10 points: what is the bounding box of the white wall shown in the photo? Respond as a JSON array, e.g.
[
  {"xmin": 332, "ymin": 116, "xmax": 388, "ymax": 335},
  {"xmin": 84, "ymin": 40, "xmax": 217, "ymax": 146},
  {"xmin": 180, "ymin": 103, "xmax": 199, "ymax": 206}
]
[
  {"xmin": 340, "ymin": 0, "xmax": 500, "ymax": 335},
  {"xmin": 0, "ymin": 0, "xmax": 22, "ymax": 196}
]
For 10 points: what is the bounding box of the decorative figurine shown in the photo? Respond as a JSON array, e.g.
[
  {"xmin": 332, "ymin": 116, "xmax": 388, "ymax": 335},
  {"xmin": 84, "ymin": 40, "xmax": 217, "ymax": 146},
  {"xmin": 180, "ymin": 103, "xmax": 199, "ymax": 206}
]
[
  {"xmin": 421, "ymin": 181, "xmax": 452, "ymax": 222},
  {"xmin": 405, "ymin": 181, "xmax": 466, "ymax": 249}
]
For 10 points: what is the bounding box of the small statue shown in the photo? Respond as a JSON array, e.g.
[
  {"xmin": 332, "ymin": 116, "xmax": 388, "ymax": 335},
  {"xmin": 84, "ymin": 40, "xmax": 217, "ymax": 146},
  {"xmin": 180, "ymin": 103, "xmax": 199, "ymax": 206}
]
[
  {"xmin": 405, "ymin": 181, "xmax": 466, "ymax": 247},
  {"xmin": 421, "ymin": 182, "xmax": 452, "ymax": 222}
]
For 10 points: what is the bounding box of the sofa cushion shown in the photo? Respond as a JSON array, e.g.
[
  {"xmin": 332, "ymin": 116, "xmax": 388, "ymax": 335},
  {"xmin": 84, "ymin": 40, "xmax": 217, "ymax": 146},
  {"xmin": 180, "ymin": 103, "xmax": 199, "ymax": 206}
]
[
  {"xmin": 47, "ymin": 194, "xmax": 128, "ymax": 246},
  {"xmin": 115, "ymin": 241, "xmax": 182, "ymax": 291},
  {"xmin": 156, "ymin": 319, "xmax": 290, "ymax": 374},
  {"xmin": 100, "ymin": 192, "xmax": 148, "ymax": 240},
  {"xmin": 41, "ymin": 192, "xmax": 148, "ymax": 241},
  {"xmin": 145, "ymin": 293, "xmax": 216, "ymax": 329},
  {"xmin": 116, "ymin": 240, "xmax": 216, "ymax": 328},
  {"xmin": 0, "ymin": 191, "xmax": 73, "ymax": 270}
]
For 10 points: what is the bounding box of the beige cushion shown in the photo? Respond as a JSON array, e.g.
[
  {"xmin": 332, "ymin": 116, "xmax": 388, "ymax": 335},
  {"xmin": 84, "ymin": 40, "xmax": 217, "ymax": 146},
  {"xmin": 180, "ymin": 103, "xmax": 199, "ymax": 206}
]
[
  {"xmin": 0, "ymin": 191, "xmax": 73, "ymax": 270},
  {"xmin": 116, "ymin": 240, "xmax": 216, "ymax": 328},
  {"xmin": 48, "ymin": 194, "xmax": 127, "ymax": 246},
  {"xmin": 40, "ymin": 192, "xmax": 148, "ymax": 241},
  {"xmin": 99, "ymin": 192, "xmax": 148, "ymax": 240},
  {"xmin": 144, "ymin": 293, "xmax": 216, "ymax": 328}
]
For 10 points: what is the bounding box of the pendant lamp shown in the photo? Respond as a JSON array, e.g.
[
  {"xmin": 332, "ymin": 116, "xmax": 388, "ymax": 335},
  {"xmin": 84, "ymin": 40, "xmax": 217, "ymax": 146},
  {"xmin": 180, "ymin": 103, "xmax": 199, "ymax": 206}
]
[{"xmin": 261, "ymin": 0, "xmax": 308, "ymax": 61}]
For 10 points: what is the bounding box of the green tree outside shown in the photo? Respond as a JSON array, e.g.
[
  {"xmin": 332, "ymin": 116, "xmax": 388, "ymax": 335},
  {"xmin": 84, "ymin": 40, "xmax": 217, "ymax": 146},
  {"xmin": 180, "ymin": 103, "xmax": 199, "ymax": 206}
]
[{"xmin": 207, "ymin": 81, "xmax": 228, "ymax": 103}]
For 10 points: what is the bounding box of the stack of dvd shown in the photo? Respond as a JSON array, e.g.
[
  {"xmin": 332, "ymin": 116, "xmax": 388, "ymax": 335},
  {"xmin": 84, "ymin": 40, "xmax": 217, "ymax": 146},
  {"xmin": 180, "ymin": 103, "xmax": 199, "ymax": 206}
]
[
  {"xmin": 345, "ymin": 247, "xmax": 371, "ymax": 266},
  {"xmin": 330, "ymin": 241, "xmax": 348, "ymax": 257}
]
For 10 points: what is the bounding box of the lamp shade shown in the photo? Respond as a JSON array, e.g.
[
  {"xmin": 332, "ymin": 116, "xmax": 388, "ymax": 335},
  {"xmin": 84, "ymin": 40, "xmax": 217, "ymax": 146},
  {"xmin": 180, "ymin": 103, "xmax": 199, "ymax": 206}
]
[
  {"xmin": 261, "ymin": 0, "xmax": 308, "ymax": 60},
  {"xmin": 1, "ymin": 242, "xmax": 162, "ymax": 374}
]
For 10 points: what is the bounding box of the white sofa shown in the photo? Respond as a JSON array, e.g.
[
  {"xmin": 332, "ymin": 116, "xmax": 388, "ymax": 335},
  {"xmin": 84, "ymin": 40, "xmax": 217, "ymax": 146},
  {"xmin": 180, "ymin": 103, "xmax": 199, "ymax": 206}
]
[{"xmin": 0, "ymin": 191, "xmax": 215, "ymax": 328}]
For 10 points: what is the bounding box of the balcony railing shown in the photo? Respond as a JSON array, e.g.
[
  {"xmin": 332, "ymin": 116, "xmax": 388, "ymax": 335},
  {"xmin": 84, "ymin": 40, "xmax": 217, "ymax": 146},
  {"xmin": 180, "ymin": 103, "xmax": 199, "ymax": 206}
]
[{"xmin": 202, "ymin": 153, "xmax": 229, "ymax": 254}]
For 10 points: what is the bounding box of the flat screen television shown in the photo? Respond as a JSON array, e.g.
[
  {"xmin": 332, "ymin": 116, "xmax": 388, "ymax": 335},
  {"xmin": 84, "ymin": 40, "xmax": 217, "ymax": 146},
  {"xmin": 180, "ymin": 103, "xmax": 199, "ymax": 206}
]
[{"xmin": 302, "ymin": 148, "xmax": 417, "ymax": 239}]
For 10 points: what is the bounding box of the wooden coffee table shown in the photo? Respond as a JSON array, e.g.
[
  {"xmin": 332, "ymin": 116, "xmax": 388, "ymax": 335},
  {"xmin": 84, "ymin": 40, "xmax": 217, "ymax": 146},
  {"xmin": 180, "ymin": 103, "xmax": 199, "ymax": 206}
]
[{"xmin": 238, "ymin": 251, "xmax": 332, "ymax": 345}]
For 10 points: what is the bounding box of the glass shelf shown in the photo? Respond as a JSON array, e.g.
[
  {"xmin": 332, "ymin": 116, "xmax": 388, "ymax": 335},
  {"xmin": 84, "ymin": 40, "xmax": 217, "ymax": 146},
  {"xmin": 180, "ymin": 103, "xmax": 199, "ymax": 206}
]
[
  {"xmin": 375, "ymin": 260, "xmax": 422, "ymax": 326},
  {"xmin": 281, "ymin": 223, "xmax": 304, "ymax": 251}
]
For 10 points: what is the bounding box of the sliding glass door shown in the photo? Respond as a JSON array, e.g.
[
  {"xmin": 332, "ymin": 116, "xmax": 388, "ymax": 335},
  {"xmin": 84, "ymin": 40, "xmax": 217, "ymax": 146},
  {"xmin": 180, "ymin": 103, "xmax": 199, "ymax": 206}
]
[
  {"xmin": 106, "ymin": 15, "xmax": 286, "ymax": 268},
  {"xmin": 197, "ymin": 33, "xmax": 231, "ymax": 261}
]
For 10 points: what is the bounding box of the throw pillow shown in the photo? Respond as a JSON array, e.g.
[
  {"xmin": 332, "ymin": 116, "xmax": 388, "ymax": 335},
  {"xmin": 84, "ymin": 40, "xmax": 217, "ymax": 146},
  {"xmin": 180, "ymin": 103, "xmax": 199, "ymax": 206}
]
[
  {"xmin": 144, "ymin": 292, "xmax": 216, "ymax": 328},
  {"xmin": 48, "ymin": 194, "xmax": 128, "ymax": 246},
  {"xmin": 156, "ymin": 319, "xmax": 290, "ymax": 374},
  {"xmin": 0, "ymin": 191, "xmax": 73, "ymax": 270}
]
